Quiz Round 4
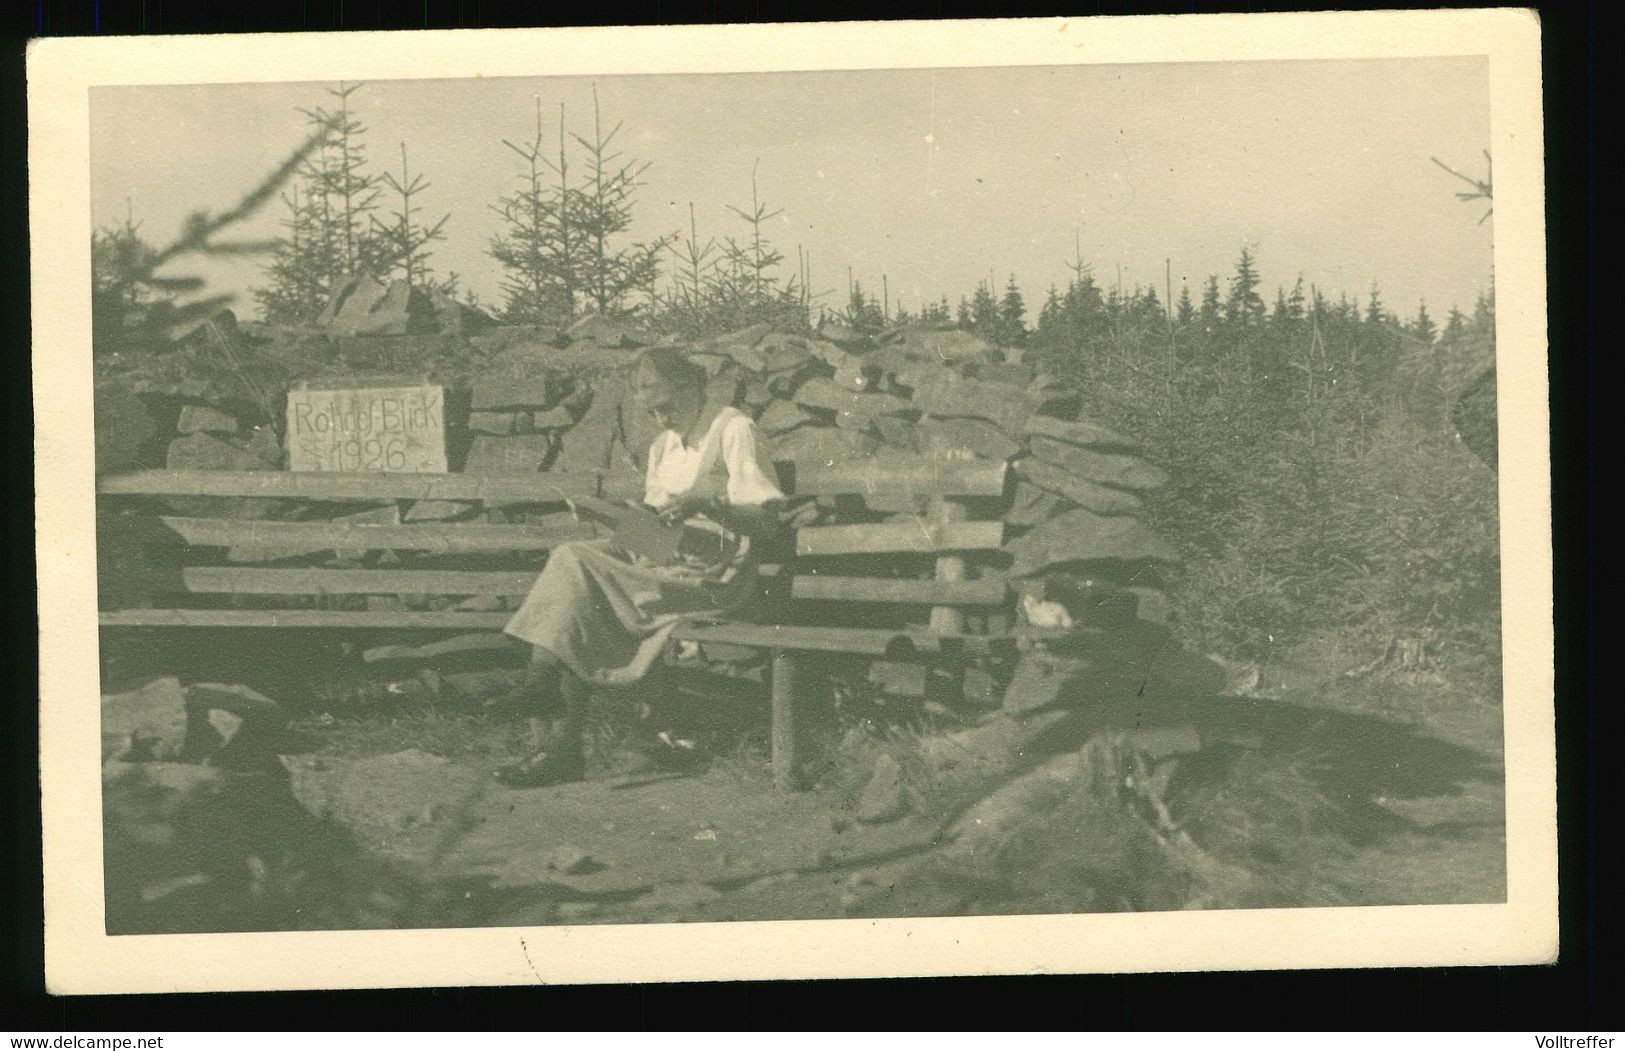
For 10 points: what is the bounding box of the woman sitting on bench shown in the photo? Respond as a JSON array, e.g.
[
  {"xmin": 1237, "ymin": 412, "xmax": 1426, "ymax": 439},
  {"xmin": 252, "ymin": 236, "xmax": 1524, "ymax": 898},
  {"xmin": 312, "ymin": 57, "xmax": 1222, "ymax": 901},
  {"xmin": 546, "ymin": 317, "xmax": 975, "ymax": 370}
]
[{"xmin": 495, "ymin": 347, "xmax": 786, "ymax": 787}]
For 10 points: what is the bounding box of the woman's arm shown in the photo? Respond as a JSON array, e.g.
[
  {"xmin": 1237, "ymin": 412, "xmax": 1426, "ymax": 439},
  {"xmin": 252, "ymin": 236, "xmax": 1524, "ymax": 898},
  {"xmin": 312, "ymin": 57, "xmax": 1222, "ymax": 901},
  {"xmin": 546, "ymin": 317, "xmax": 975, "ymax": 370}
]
[{"xmin": 658, "ymin": 414, "xmax": 785, "ymax": 537}]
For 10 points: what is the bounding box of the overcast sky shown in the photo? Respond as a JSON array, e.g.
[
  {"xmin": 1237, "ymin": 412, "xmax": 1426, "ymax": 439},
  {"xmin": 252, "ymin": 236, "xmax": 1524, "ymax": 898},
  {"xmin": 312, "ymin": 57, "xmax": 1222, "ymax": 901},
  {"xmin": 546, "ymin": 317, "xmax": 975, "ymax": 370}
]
[{"xmin": 90, "ymin": 56, "xmax": 1493, "ymax": 324}]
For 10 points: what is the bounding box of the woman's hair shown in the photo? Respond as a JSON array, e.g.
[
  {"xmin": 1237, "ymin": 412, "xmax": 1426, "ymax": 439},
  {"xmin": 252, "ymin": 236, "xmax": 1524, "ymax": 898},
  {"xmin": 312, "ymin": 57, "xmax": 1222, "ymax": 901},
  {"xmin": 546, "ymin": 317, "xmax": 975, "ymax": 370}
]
[{"xmin": 634, "ymin": 346, "xmax": 706, "ymax": 394}]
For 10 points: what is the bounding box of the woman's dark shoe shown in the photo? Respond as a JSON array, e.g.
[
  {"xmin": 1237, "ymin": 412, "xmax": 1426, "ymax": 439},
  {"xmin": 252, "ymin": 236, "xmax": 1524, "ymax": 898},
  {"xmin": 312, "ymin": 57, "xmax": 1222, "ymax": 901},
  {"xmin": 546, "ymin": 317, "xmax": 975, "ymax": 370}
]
[{"xmin": 493, "ymin": 745, "xmax": 586, "ymax": 788}]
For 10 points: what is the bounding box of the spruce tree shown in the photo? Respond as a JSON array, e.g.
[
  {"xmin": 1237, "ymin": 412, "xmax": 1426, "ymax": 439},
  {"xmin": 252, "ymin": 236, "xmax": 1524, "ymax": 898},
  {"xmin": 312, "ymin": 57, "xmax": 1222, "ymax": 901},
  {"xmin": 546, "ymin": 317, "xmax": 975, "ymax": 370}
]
[
  {"xmin": 489, "ymin": 98, "xmax": 568, "ymax": 324},
  {"xmin": 1175, "ymin": 283, "xmax": 1196, "ymax": 328},
  {"xmin": 252, "ymin": 83, "xmax": 386, "ymax": 320},
  {"xmin": 1225, "ymin": 248, "xmax": 1267, "ymax": 327},
  {"xmin": 1411, "ymin": 300, "xmax": 1437, "ymax": 344},
  {"xmin": 372, "ymin": 143, "xmax": 449, "ymax": 290},
  {"xmin": 571, "ymin": 87, "xmax": 667, "ymax": 317},
  {"xmin": 1198, "ymin": 274, "xmax": 1222, "ymax": 335},
  {"xmin": 969, "ymin": 281, "xmax": 1000, "ymax": 342},
  {"xmin": 997, "ymin": 274, "xmax": 1027, "ymax": 345},
  {"xmin": 1442, "ymin": 305, "xmax": 1469, "ymax": 344}
]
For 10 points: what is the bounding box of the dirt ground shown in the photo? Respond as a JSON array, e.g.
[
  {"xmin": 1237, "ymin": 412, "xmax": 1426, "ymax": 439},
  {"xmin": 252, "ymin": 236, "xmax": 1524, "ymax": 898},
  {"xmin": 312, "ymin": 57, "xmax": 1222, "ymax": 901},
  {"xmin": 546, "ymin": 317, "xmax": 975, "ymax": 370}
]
[{"xmin": 101, "ymin": 630, "xmax": 1507, "ymax": 929}]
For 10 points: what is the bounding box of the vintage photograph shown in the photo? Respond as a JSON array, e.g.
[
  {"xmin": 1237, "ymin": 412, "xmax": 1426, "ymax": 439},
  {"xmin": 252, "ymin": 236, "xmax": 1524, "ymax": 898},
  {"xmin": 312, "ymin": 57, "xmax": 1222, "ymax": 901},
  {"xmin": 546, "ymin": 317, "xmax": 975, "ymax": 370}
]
[{"xmin": 34, "ymin": 13, "xmax": 1553, "ymax": 990}]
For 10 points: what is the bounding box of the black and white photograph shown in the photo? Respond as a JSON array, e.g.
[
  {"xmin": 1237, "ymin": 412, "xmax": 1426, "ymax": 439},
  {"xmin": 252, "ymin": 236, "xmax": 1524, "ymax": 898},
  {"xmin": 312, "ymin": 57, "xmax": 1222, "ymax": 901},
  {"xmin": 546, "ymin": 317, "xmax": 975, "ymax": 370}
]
[{"xmin": 31, "ymin": 11, "xmax": 1554, "ymax": 992}]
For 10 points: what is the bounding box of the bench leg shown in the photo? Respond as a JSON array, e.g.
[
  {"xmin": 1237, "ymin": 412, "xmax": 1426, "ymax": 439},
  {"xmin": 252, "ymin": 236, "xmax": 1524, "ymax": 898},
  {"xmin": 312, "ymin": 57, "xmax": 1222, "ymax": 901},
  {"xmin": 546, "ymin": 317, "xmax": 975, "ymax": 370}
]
[{"xmin": 770, "ymin": 648, "xmax": 804, "ymax": 791}]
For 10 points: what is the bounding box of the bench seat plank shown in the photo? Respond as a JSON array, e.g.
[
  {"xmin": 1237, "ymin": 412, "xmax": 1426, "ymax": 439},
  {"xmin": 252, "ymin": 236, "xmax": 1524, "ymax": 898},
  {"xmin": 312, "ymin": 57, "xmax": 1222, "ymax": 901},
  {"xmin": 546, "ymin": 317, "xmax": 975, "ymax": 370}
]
[
  {"xmin": 789, "ymin": 575, "xmax": 1007, "ymax": 605},
  {"xmin": 99, "ymin": 609, "xmax": 515, "ymax": 629},
  {"xmin": 159, "ymin": 516, "xmax": 596, "ymax": 553}
]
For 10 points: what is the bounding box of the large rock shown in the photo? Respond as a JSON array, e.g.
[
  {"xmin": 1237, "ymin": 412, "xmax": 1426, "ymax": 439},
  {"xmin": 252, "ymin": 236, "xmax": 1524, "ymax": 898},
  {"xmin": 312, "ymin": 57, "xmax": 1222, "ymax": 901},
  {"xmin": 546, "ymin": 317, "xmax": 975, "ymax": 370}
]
[
  {"xmin": 1004, "ymin": 508, "xmax": 1179, "ymax": 575},
  {"xmin": 697, "ymin": 325, "xmax": 807, "ymax": 374},
  {"xmin": 1012, "ymin": 459, "xmax": 1145, "ymax": 515},
  {"xmin": 426, "ymin": 286, "xmax": 497, "ymax": 336},
  {"xmin": 320, "ymin": 276, "xmax": 432, "ymax": 338},
  {"xmin": 164, "ymin": 432, "xmax": 280, "ymax": 518},
  {"xmin": 1022, "ymin": 415, "xmax": 1138, "ymax": 452},
  {"xmin": 755, "ymin": 399, "xmax": 818, "ymax": 437},
  {"xmin": 1004, "ymin": 480, "xmax": 1072, "ymax": 527},
  {"xmin": 94, "ymin": 381, "xmax": 159, "ymax": 473},
  {"xmin": 176, "ymin": 404, "xmax": 242, "ymax": 435},
  {"xmin": 166, "ymin": 431, "xmax": 279, "ymax": 472},
  {"xmin": 463, "ymin": 434, "xmax": 557, "ymax": 474},
  {"xmin": 1026, "ymin": 437, "xmax": 1170, "ymax": 491},
  {"xmin": 816, "ymin": 320, "xmax": 873, "ymax": 350},
  {"xmin": 101, "ymin": 677, "xmax": 285, "ymax": 768},
  {"xmin": 471, "ymin": 363, "xmax": 569, "ymax": 412},
  {"xmin": 907, "ymin": 370, "xmax": 1037, "ymax": 436},
  {"xmin": 882, "ymin": 326, "xmax": 996, "ymax": 365},
  {"xmin": 102, "ymin": 677, "xmax": 191, "ymax": 764},
  {"xmin": 550, "ymin": 373, "xmax": 625, "ymax": 474},
  {"xmin": 793, "ymin": 379, "xmax": 915, "ymax": 423},
  {"xmin": 1002, "ymin": 651, "xmax": 1091, "ymax": 714},
  {"xmin": 919, "ymin": 417, "xmax": 1021, "ymax": 461},
  {"xmin": 564, "ymin": 313, "xmax": 656, "ymax": 350},
  {"xmin": 765, "ymin": 425, "xmax": 880, "ymax": 464}
]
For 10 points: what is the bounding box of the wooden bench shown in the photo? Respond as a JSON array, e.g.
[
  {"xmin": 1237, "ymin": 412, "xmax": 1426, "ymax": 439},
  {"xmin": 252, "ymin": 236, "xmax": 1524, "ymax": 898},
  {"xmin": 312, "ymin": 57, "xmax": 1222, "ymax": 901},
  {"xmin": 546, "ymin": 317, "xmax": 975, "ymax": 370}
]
[{"xmin": 97, "ymin": 456, "xmax": 1091, "ymax": 788}]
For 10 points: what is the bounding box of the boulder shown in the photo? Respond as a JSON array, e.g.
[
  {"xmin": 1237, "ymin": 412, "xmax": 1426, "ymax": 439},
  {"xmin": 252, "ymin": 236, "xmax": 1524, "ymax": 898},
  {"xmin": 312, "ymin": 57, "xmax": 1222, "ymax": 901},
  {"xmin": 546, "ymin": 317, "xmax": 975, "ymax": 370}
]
[
  {"xmin": 885, "ymin": 326, "xmax": 996, "ymax": 365},
  {"xmin": 94, "ymin": 381, "xmax": 159, "ymax": 473},
  {"xmin": 793, "ymin": 379, "xmax": 915, "ymax": 422},
  {"xmin": 1002, "ymin": 651, "xmax": 1091, "ymax": 714},
  {"xmin": 175, "ymin": 404, "xmax": 241, "ymax": 435},
  {"xmin": 870, "ymin": 416, "xmax": 925, "ymax": 453},
  {"xmin": 531, "ymin": 404, "xmax": 580, "ymax": 431},
  {"xmin": 164, "ymin": 432, "xmax": 280, "ymax": 518},
  {"xmin": 426, "ymin": 286, "xmax": 497, "ymax": 336},
  {"xmin": 698, "ymin": 324, "xmax": 781, "ymax": 373},
  {"xmin": 471, "ymin": 364, "xmax": 568, "ymax": 412},
  {"xmin": 856, "ymin": 754, "xmax": 910, "ymax": 824},
  {"xmin": 907, "ymin": 370, "xmax": 1035, "ymax": 436},
  {"xmin": 1004, "ymin": 509, "xmax": 1180, "ymax": 576},
  {"xmin": 1026, "ymin": 438, "xmax": 1169, "ymax": 491},
  {"xmin": 919, "ymin": 417, "xmax": 1021, "ymax": 461},
  {"xmin": 101, "ymin": 678, "xmax": 285, "ymax": 769},
  {"xmin": 463, "ymin": 434, "xmax": 557, "ymax": 474},
  {"xmin": 320, "ymin": 276, "xmax": 431, "ymax": 338},
  {"xmin": 166, "ymin": 432, "xmax": 278, "ymax": 472},
  {"xmin": 965, "ymin": 362, "xmax": 1037, "ymax": 386},
  {"xmin": 550, "ymin": 373, "xmax": 624, "ymax": 474},
  {"xmin": 102, "ymin": 677, "xmax": 191, "ymax": 764},
  {"xmin": 1022, "ymin": 414, "xmax": 1138, "ymax": 452},
  {"xmin": 1004, "ymin": 480, "xmax": 1072, "ymax": 527},
  {"xmin": 755, "ymin": 399, "xmax": 817, "ymax": 437},
  {"xmin": 564, "ymin": 313, "xmax": 655, "ymax": 350},
  {"xmin": 816, "ymin": 320, "xmax": 873, "ymax": 350},
  {"xmin": 765, "ymin": 425, "xmax": 880, "ymax": 464},
  {"xmin": 1012, "ymin": 459, "xmax": 1145, "ymax": 515}
]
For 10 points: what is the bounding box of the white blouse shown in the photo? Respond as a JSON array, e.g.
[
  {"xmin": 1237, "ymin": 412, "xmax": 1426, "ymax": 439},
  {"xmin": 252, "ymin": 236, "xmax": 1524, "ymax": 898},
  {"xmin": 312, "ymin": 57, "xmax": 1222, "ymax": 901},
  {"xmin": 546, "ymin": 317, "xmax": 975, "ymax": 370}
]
[{"xmin": 643, "ymin": 405, "xmax": 786, "ymax": 510}]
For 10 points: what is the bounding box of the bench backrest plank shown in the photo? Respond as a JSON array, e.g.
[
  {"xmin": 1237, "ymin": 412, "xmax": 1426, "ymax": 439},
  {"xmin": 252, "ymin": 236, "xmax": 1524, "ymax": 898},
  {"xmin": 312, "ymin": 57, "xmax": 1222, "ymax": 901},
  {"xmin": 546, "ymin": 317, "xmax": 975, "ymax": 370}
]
[
  {"xmin": 147, "ymin": 566, "xmax": 538, "ymax": 597},
  {"xmin": 99, "ymin": 456, "xmax": 1008, "ymax": 503},
  {"xmin": 795, "ymin": 519, "xmax": 1004, "ymax": 556},
  {"xmin": 159, "ymin": 516, "xmax": 597, "ymax": 553}
]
